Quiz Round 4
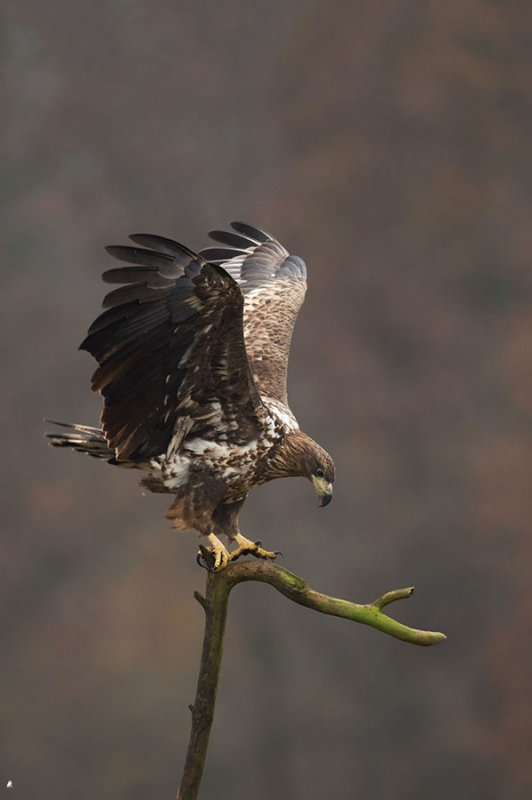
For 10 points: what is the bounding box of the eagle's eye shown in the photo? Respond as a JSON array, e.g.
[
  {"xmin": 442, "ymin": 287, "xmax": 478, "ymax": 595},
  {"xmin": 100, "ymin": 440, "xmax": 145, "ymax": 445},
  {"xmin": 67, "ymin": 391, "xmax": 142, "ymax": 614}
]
[{"xmin": 315, "ymin": 467, "xmax": 325, "ymax": 478}]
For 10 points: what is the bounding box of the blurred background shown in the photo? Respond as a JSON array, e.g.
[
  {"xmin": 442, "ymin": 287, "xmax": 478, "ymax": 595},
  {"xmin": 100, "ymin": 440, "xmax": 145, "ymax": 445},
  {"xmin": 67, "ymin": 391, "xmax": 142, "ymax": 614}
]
[{"xmin": 2, "ymin": 1, "xmax": 531, "ymax": 798}]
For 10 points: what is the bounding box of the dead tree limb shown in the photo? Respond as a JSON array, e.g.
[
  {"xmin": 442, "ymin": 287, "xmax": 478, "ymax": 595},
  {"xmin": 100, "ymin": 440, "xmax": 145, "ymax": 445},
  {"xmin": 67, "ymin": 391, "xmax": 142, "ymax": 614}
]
[{"xmin": 176, "ymin": 560, "xmax": 446, "ymax": 800}]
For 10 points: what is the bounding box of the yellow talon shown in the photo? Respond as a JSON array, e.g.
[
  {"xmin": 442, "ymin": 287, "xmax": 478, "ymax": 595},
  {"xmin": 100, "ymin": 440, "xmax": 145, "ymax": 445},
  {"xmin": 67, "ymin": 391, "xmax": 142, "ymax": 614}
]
[
  {"xmin": 197, "ymin": 534, "xmax": 231, "ymax": 571},
  {"xmin": 229, "ymin": 533, "xmax": 279, "ymax": 562}
]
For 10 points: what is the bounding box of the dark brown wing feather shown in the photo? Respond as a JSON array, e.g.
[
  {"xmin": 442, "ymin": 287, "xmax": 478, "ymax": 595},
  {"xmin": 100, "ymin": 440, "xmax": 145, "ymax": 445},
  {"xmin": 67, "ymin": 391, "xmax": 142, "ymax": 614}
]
[
  {"xmin": 80, "ymin": 234, "xmax": 262, "ymax": 461},
  {"xmin": 200, "ymin": 222, "xmax": 307, "ymax": 406}
]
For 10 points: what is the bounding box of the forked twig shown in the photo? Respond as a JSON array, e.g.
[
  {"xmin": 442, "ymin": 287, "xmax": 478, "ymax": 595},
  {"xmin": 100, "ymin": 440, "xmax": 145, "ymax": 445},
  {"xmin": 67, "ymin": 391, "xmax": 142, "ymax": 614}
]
[{"xmin": 177, "ymin": 560, "xmax": 446, "ymax": 800}]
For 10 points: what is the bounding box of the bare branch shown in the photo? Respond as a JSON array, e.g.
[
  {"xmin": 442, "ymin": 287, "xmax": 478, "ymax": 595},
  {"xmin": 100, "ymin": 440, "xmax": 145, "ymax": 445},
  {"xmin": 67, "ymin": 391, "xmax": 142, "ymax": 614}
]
[
  {"xmin": 226, "ymin": 562, "xmax": 445, "ymax": 646},
  {"xmin": 177, "ymin": 560, "xmax": 446, "ymax": 799}
]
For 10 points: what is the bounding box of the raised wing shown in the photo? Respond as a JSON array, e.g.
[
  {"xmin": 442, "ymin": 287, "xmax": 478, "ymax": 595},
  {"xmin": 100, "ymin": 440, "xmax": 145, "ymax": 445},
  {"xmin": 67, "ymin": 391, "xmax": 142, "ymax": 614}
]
[
  {"xmin": 80, "ymin": 235, "xmax": 262, "ymax": 461},
  {"xmin": 200, "ymin": 222, "xmax": 307, "ymax": 406}
]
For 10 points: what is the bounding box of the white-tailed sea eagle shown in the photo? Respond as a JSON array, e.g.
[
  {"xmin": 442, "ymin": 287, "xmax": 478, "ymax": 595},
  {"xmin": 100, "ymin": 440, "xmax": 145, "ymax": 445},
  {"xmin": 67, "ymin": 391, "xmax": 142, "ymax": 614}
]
[{"xmin": 48, "ymin": 222, "xmax": 335, "ymax": 570}]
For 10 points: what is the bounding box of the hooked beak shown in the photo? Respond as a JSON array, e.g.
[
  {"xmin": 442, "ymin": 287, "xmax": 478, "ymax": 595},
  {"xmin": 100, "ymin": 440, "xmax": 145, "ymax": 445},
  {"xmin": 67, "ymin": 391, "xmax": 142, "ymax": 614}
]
[{"xmin": 311, "ymin": 475, "xmax": 333, "ymax": 507}]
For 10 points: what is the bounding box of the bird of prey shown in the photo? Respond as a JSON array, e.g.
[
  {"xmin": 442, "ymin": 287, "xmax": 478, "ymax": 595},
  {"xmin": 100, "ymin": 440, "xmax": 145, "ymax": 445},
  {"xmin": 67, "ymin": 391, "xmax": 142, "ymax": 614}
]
[{"xmin": 48, "ymin": 222, "xmax": 335, "ymax": 570}]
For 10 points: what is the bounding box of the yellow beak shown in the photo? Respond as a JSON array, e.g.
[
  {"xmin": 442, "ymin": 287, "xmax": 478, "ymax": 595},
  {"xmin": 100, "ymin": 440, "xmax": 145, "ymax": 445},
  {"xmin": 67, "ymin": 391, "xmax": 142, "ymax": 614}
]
[{"xmin": 311, "ymin": 475, "xmax": 333, "ymax": 507}]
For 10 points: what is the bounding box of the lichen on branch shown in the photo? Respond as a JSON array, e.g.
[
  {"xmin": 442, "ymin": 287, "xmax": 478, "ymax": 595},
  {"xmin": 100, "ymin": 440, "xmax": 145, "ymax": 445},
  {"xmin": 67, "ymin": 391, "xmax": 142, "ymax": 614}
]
[{"xmin": 177, "ymin": 560, "xmax": 445, "ymax": 799}]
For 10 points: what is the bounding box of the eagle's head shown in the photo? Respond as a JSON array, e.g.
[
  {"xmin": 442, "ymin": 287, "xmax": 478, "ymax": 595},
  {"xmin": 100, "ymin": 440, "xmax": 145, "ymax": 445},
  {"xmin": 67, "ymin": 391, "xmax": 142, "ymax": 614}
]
[{"xmin": 270, "ymin": 431, "xmax": 335, "ymax": 506}]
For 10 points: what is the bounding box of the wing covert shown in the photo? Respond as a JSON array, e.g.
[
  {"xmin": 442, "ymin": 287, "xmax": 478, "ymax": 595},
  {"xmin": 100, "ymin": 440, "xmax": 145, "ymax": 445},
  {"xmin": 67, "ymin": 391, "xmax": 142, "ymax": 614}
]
[{"xmin": 200, "ymin": 222, "xmax": 307, "ymax": 406}]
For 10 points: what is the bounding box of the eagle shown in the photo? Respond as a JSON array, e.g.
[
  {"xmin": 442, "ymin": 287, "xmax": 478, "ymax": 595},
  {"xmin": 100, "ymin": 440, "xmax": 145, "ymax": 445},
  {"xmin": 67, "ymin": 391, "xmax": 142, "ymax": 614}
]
[{"xmin": 48, "ymin": 222, "xmax": 335, "ymax": 570}]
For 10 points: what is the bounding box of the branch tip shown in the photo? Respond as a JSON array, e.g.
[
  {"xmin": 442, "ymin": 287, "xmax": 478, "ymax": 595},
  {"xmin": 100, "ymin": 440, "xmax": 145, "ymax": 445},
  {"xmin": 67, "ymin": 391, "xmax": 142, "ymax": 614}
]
[
  {"xmin": 371, "ymin": 586, "xmax": 415, "ymax": 610},
  {"xmin": 193, "ymin": 591, "xmax": 207, "ymax": 610}
]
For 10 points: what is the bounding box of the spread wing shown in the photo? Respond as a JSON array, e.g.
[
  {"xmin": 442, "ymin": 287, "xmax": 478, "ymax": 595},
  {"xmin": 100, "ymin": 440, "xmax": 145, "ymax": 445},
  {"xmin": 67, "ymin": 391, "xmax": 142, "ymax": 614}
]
[
  {"xmin": 80, "ymin": 235, "xmax": 263, "ymax": 461},
  {"xmin": 200, "ymin": 222, "xmax": 307, "ymax": 407}
]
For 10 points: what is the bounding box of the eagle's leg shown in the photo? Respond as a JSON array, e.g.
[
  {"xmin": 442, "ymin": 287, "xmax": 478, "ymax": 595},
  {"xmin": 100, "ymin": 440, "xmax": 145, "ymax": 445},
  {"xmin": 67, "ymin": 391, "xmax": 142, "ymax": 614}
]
[
  {"xmin": 229, "ymin": 533, "xmax": 279, "ymax": 563},
  {"xmin": 197, "ymin": 533, "xmax": 231, "ymax": 572},
  {"xmin": 209, "ymin": 500, "xmax": 278, "ymax": 564}
]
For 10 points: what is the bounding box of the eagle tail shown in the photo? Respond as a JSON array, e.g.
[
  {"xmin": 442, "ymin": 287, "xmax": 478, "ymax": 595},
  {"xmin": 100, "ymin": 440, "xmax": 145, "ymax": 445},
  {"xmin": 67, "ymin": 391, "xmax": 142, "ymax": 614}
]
[{"xmin": 45, "ymin": 421, "xmax": 115, "ymax": 461}]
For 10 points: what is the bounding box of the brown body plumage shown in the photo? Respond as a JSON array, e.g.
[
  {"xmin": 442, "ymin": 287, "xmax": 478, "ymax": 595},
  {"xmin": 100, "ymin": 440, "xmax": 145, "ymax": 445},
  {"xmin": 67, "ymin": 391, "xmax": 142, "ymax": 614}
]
[{"xmin": 48, "ymin": 223, "xmax": 335, "ymax": 569}]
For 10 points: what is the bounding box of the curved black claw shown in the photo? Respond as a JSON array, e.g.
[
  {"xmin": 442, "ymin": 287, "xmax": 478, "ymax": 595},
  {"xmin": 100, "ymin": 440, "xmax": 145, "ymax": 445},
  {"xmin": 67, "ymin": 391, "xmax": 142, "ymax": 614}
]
[{"xmin": 253, "ymin": 540, "xmax": 283, "ymax": 558}]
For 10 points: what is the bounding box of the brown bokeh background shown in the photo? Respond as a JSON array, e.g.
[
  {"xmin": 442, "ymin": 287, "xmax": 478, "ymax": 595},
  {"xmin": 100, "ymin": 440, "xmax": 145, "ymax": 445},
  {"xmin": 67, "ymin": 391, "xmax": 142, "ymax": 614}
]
[{"xmin": 2, "ymin": 2, "xmax": 531, "ymax": 798}]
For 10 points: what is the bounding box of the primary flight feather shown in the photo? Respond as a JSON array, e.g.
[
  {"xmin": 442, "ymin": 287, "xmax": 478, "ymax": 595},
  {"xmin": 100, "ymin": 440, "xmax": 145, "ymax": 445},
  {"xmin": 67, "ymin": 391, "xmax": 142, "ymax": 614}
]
[{"xmin": 48, "ymin": 222, "xmax": 335, "ymax": 570}]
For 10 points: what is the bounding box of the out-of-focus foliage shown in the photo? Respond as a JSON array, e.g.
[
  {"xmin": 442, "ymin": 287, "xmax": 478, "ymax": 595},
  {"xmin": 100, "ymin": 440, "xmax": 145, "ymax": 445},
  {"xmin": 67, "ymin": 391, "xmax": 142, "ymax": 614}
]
[{"xmin": 2, "ymin": 2, "xmax": 531, "ymax": 799}]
